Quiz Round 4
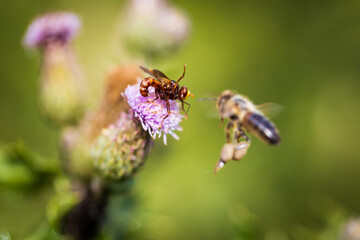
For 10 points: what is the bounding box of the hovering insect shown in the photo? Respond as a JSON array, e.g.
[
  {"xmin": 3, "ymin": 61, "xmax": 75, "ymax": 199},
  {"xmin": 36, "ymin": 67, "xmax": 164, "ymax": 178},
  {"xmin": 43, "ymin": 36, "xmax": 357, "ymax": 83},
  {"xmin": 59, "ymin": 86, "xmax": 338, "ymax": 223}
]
[
  {"xmin": 139, "ymin": 65, "xmax": 193, "ymax": 126},
  {"xmin": 217, "ymin": 90, "xmax": 281, "ymax": 145},
  {"xmin": 213, "ymin": 90, "xmax": 281, "ymax": 173}
]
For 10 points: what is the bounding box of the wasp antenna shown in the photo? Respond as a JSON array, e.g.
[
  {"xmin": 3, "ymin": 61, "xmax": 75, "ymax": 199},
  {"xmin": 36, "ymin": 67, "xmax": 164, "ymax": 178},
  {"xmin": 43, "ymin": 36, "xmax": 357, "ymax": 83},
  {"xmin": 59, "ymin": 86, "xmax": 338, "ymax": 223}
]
[
  {"xmin": 176, "ymin": 64, "xmax": 187, "ymax": 84},
  {"xmin": 196, "ymin": 98, "xmax": 217, "ymax": 102}
]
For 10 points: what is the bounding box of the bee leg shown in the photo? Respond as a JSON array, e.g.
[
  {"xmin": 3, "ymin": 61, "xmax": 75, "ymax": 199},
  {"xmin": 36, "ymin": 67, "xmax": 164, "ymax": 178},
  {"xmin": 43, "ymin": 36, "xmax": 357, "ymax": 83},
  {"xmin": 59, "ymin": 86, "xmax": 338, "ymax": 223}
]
[
  {"xmin": 236, "ymin": 123, "xmax": 250, "ymax": 143},
  {"xmin": 219, "ymin": 118, "xmax": 224, "ymax": 127},
  {"xmin": 225, "ymin": 121, "xmax": 234, "ymax": 143},
  {"xmin": 160, "ymin": 99, "xmax": 171, "ymax": 128},
  {"xmin": 241, "ymin": 132, "xmax": 250, "ymax": 142}
]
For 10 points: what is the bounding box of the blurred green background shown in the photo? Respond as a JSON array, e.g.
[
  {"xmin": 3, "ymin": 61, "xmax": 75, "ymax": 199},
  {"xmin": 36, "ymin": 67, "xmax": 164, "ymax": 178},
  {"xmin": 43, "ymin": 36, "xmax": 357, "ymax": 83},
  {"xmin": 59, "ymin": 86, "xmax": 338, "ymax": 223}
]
[{"xmin": 1, "ymin": 0, "xmax": 360, "ymax": 239}]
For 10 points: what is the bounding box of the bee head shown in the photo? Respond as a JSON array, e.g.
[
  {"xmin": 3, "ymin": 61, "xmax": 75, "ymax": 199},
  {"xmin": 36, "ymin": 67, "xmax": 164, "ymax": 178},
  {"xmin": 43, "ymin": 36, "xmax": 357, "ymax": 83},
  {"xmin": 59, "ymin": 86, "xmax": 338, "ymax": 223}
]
[
  {"xmin": 179, "ymin": 86, "xmax": 193, "ymax": 100},
  {"xmin": 216, "ymin": 90, "xmax": 233, "ymax": 110}
]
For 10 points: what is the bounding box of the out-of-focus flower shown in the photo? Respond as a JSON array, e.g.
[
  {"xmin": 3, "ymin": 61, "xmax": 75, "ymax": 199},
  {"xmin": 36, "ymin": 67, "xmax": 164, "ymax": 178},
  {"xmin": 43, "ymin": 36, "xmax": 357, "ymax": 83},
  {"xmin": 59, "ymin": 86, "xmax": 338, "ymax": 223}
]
[
  {"xmin": 60, "ymin": 64, "xmax": 142, "ymax": 180},
  {"xmin": 23, "ymin": 12, "xmax": 81, "ymax": 49},
  {"xmin": 23, "ymin": 12, "xmax": 86, "ymax": 125},
  {"xmin": 88, "ymin": 64, "xmax": 143, "ymax": 140},
  {"xmin": 91, "ymin": 112, "xmax": 152, "ymax": 180},
  {"xmin": 123, "ymin": 81, "xmax": 183, "ymax": 145},
  {"xmin": 341, "ymin": 217, "xmax": 360, "ymax": 240},
  {"xmin": 121, "ymin": 0, "xmax": 190, "ymax": 57}
]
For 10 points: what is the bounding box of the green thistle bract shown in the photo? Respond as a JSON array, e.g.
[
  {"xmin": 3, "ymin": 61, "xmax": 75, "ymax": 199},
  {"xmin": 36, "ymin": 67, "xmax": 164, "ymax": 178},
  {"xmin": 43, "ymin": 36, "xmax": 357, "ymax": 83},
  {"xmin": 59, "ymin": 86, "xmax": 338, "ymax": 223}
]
[{"xmin": 91, "ymin": 112, "xmax": 151, "ymax": 180}]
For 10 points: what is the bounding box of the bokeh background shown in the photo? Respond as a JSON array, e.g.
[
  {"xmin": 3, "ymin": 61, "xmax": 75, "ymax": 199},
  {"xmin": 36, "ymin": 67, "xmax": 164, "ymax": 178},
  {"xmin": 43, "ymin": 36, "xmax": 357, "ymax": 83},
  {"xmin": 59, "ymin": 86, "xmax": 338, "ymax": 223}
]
[{"xmin": 1, "ymin": 0, "xmax": 360, "ymax": 239}]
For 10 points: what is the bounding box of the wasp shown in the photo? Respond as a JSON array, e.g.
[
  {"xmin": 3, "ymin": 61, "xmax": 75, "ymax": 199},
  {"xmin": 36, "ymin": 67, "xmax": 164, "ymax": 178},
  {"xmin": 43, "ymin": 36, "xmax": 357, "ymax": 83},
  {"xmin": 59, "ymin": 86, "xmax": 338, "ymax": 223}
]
[
  {"xmin": 213, "ymin": 90, "xmax": 281, "ymax": 173},
  {"xmin": 139, "ymin": 65, "xmax": 193, "ymax": 126}
]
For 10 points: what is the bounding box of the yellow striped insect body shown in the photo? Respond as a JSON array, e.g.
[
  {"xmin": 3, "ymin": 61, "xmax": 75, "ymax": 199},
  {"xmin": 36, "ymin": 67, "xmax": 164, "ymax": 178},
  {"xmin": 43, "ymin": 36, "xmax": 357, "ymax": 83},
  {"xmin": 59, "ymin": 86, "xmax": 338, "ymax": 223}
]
[
  {"xmin": 216, "ymin": 90, "xmax": 280, "ymax": 145},
  {"xmin": 214, "ymin": 90, "xmax": 281, "ymax": 173}
]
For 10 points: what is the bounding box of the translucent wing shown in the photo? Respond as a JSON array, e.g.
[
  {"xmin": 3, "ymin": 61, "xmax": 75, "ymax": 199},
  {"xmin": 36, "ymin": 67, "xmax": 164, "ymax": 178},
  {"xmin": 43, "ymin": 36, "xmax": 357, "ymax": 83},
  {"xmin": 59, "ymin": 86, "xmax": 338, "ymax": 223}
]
[
  {"xmin": 139, "ymin": 66, "xmax": 170, "ymax": 83},
  {"xmin": 256, "ymin": 102, "xmax": 283, "ymax": 118},
  {"xmin": 152, "ymin": 69, "xmax": 170, "ymax": 80}
]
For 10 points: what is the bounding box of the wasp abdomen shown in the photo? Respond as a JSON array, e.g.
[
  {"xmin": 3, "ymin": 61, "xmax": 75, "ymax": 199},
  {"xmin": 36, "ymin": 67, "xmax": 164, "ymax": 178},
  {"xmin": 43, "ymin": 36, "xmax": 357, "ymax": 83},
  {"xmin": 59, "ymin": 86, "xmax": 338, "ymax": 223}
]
[
  {"xmin": 243, "ymin": 112, "xmax": 280, "ymax": 145},
  {"xmin": 140, "ymin": 77, "xmax": 154, "ymax": 97}
]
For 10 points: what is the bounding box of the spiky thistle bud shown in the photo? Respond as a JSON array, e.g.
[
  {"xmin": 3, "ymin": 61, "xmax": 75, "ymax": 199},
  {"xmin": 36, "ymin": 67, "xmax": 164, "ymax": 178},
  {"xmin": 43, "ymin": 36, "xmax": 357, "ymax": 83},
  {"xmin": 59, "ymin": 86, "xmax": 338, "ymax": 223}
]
[
  {"xmin": 24, "ymin": 12, "xmax": 86, "ymax": 125},
  {"xmin": 91, "ymin": 112, "xmax": 152, "ymax": 180},
  {"xmin": 60, "ymin": 64, "xmax": 146, "ymax": 180}
]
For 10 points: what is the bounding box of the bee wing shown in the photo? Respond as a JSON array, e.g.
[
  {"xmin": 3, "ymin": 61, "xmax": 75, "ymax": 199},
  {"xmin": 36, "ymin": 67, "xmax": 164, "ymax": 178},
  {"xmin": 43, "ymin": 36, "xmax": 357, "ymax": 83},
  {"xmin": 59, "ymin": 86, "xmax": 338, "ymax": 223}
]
[
  {"xmin": 139, "ymin": 66, "xmax": 170, "ymax": 83},
  {"xmin": 256, "ymin": 102, "xmax": 283, "ymax": 118}
]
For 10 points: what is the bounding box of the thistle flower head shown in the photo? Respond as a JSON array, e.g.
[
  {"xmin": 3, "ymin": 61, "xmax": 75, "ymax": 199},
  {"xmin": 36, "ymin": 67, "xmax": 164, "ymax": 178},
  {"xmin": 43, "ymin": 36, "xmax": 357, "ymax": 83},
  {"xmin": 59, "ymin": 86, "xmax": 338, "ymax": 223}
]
[
  {"xmin": 123, "ymin": 81, "xmax": 183, "ymax": 145},
  {"xmin": 24, "ymin": 12, "xmax": 81, "ymax": 49}
]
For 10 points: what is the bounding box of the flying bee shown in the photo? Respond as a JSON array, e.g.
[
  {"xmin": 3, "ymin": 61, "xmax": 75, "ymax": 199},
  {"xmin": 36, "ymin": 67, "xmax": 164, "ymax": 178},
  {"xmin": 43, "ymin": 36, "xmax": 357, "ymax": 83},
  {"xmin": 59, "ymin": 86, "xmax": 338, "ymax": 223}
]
[
  {"xmin": 212, "ymin": 90, "xmax": 281, "ymax": 173},
  {"xmin": 217, "ymin": 90, "xmax": 281, "ymax": 145},
  {"xmin": 139, "ymin": 65, "xmax": 194, "ymax": 126}
]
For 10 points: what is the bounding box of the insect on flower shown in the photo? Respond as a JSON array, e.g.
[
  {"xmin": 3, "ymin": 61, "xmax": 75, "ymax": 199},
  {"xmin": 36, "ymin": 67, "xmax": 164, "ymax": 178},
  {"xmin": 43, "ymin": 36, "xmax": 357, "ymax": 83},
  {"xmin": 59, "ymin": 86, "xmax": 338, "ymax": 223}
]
[
  {"xmin": 123, "ymin": 82, "xmax": 183, "ymax": 145},
  {"xmin": 139, "ymin": 65, "xmax": 194, "ymax": 127}
]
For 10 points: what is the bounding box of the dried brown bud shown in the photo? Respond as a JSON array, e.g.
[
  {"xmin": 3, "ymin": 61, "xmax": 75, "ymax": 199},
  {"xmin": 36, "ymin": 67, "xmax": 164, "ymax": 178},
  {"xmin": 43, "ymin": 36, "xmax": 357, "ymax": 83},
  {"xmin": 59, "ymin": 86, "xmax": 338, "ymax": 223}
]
[{"xmin": 59, "ymin": 64, "xmax": 145, "ymax": 180}]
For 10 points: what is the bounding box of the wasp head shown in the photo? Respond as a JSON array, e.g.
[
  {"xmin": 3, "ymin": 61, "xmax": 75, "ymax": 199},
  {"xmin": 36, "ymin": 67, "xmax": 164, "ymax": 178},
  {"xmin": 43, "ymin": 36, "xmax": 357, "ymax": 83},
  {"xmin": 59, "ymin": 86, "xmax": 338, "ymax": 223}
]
[{"xmin": 179, "ymin": 86, "xmax": 193, "ymax": 100}]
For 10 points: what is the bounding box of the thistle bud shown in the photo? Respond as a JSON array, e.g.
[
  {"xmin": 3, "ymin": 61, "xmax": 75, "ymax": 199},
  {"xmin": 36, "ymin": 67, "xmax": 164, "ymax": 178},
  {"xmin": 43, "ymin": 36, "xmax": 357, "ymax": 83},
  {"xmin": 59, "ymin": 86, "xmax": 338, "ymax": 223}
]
[
  {"xmin": 60, "ymin": 64, "xmax": 142, "ymax": 180},
  {"xmin": 24, "ymin": 12, "xmax": 86, "ymax": 125},
  {"xmin": 91, "ymin": 112, "xmax": 152, "ymax": 180},
  {"xmin": 121, "ymin": 0, "xmax": 190, "ymax": 57}
]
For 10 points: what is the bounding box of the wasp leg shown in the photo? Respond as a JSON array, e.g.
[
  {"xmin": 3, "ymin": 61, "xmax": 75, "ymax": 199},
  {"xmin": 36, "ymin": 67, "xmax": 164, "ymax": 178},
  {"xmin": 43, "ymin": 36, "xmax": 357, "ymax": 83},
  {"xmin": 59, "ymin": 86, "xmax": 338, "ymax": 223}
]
[
  {"xmin": 146, "ymin": 89, "xmax": 160, "ymax": 103},
  {"xmin": 181, "ymin": 101, "xmax": 191, "ymax": 119},
  {"xmin": 160, "ymin": 99, "xmax": 171, "ymax": 128},
  {"xmin": 225, "ymin": 121, "xmax": 234, "ymax": 143},
  {"xmin": 176, "ymin": 64, "xmax": 187, "ymax": 84}
]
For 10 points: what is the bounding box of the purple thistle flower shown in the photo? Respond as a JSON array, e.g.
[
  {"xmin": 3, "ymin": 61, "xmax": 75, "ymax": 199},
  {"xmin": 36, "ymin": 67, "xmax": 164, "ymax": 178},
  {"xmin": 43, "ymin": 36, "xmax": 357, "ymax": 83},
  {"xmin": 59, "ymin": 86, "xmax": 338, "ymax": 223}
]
[
  {"xmin": 23, "ymin": 12, "xmax": 81, "ymax": 49},
  {"xmin": 123, "ymin": 80, "xmax": 183, "ymax": 145}
]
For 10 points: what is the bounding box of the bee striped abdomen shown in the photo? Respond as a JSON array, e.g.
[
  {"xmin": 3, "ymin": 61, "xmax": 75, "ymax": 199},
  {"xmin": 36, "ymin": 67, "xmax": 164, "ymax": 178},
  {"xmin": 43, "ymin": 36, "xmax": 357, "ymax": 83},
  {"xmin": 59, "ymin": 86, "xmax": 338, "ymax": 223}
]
[{"xmin": 243, "ymin": 112, "xmax": 280, "ymax": 145}]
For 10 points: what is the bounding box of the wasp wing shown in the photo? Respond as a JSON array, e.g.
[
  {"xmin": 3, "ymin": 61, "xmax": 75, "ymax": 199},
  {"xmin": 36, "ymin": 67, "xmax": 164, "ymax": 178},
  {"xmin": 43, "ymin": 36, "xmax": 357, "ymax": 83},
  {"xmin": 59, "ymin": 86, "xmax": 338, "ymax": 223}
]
[
  {"xmin": 139, "ymin": 66, "xmax": 154, "ymax": 76},
  {"xmin": 152, "ymin": 69, "xmax": 170, "ymax": 80},
  {"xmin": 139, "ymin": 66, "xmax": 170, "ymax": 83},
  {"xmin": 256, "ymin": 102, "xmax": 283, "ymax": 118}
]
